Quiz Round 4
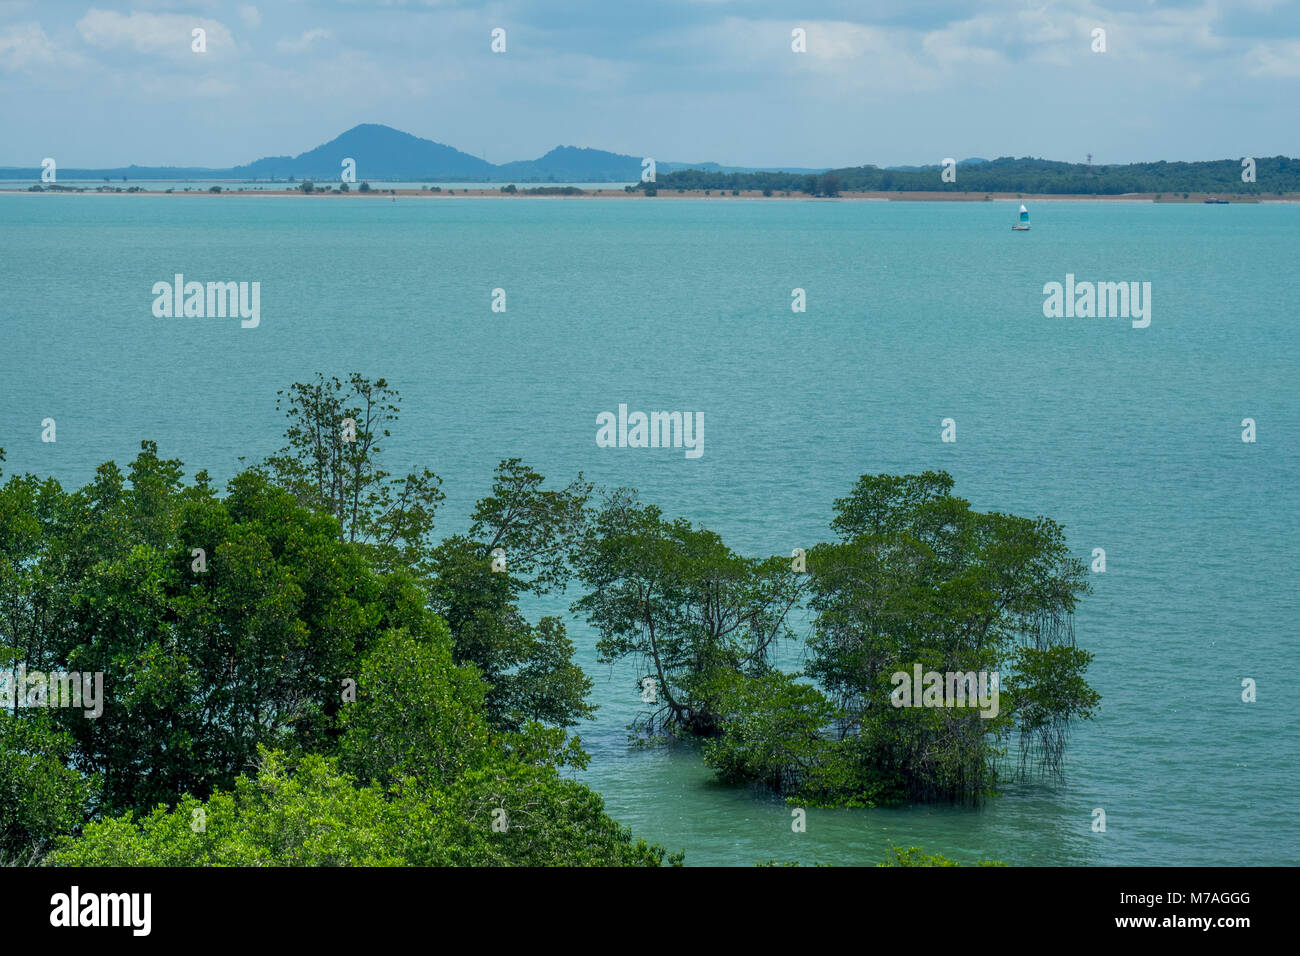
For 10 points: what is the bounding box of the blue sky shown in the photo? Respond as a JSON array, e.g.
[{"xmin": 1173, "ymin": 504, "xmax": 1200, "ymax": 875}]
[{"xmin": 2, "ymin": 0, "xmax": 1298, "ymax": 169}]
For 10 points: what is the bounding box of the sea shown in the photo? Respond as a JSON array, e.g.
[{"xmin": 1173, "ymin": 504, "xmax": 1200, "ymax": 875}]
[{"xmin": 1, "ymin": 193, "xmax": 1296, "ymax": 865}]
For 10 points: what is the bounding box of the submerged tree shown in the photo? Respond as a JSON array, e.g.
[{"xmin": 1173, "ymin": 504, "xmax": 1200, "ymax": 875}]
[
  {"xmin": 573, "ymin": 490, "xmax": 803, "ymax": 737},
  {"xmin": 804, "ymin": 471, "xmax": 1098, "ymax": 802}
]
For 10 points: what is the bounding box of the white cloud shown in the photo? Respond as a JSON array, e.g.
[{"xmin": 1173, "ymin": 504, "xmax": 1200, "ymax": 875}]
[
  {"xmin": 0, "ymin": 21, "xmax": 88, "ymax": 72},
  {"xmin": 277, "ymin": 28, "xmax": 331, "ymax": 53},
  {"xmin": 0, "ymin": 21, "xmax": 57, "ymax": 70},
  {"xmin": 76, "ymin": 9, "xmax": 235, "ymax": 59},
  {"xmin": 1246, "ymin": 38, "xmax": 1300, "ymax": 77},
  {"xmin": 238, "ymin": 5, "xmax": 261, "ymax": 29}
]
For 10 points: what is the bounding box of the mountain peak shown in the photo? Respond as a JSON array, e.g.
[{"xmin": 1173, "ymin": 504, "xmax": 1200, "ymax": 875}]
[{"xmin": 237, "ymin": 123, "xmax": 494, "ymax": 180}]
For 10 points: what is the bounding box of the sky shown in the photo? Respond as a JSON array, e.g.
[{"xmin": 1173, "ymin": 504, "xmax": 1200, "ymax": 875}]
[{"xmin": 1, "ymin": 0, "xmax": 1298, "ymax": 170}]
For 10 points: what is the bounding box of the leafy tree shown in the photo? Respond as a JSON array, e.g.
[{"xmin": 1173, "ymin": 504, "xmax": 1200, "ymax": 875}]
[
  {"xmin": 339, "ymin": 626, "xmax": 491, "ymax": 789},
  {"xmin": 428, "ymin": 459, "xmax": 595, "ymax": 731},
  {"xmin": 264, "ymin": 373, "xmax": 444, "ymax": 572},
  {"xmin": 468, "ymin": 458, "xmax": 592, "ymax": 596},
  {"xmin": 1010, "ymin": 643, "xmax": 1100, "ymax": 775},
  {"xmin": 805, "ymin": 472, "xmax": 1096, "ymax": 802},
  {"xmin": 0, "ymin": 440, "xmax": 434, "ymax": 815},
  {"xmin": 50, "ymin": 746, "xmax": 678, "ymax": 867},
  {"xmin": 701, "ymin": 670, "xmax": 837, "ymax": 791},
  {"xmin": 573, "ymin": 491, "xmax": 802, "ymax": 737},
  {"xmin": 51, "ymin": 750, "xmax": 427, "ymax": 866},
  {"xmin": 0, "ymin": 713, "xmax": 96, "ymax": 862},
  {"xmin": 426, "ymin": 756, "xmax": 681, "ymax": 866}
]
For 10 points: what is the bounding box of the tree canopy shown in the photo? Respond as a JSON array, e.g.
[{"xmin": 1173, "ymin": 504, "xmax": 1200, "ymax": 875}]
[{"xmin": 0, "ymin": 377, "xmax": 1100, "ymax": 866}]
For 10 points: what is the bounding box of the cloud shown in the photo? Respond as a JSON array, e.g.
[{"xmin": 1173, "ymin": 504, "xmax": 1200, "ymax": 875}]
[
  {"xmin": 238, "ymin": 5, "xmax": 261, "ymax": 29},
  {"xmin": 277, "ymin": 28, "xmax": 331, "ymax": 53},
  {"xmin": 0, "ymin": 21, "xmax": 57, "ymax": 70},
  {"xmin": 76, "ymin": 9, "xmax": 235, "ymax": 59},
  {"xmin": 1245, "ymin": 38, "xmax": 1300, "ymax": 76},
  {"xmin": 668, "ymin": 17, "xmax": 992, "ymax": 95},
  {"xmin": 0, "ymin": 21, "xmax": 88, "ymax": 72}
]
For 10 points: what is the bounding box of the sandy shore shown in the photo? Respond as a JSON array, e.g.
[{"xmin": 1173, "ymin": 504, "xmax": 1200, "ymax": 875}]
[{"xmin": 6, "ymin": 187, "xmax": 1296, "ymax": 202}]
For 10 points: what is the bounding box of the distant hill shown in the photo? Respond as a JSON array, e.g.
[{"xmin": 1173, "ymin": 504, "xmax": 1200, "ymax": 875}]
[
  {"xmin": 232, "ymin": 123, "xmax": 495, "ymax": 181},
  {"xmin": 0, "ymin": 124, "xmax": 823, "ymax": 183},
  {"xmin": 496, "ymin": 146, "xmax": 642, "ymax": 182}
]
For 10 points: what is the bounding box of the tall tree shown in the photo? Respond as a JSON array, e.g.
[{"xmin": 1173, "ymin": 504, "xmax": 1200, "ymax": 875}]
[
  {"xmin": 264, "ymin": 373, "xmax": 443, "ymax": 571},
  {"xmin": 573, "ymin": 490, "xmax": 802, "ymax": 737},
  {"xmin": 805, "ymin": 471, "xmax": 1098, "ymax": 801},
  {"xmin": 429, "ymin": 459, "xmax": 595, "ymax": 731}
]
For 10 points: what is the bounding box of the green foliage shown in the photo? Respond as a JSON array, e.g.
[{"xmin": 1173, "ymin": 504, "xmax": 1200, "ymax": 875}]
[
  {"xmin": 877, "ymin": 845, "xmax": 960, "ymax": 867},
  {"xmin": 0, "ymin": 713, "xmax": 96, "ymax": 861},
  {"xmin": 428, "ymin": 459, "xmax": 595, "ymax": 731},
  {"xmin": 573, "ymin": 491, "xmax": 801, "ymax": 736},
  {"xmin": 877, "ymin": 844, "xmax": 1006, "ymax": 867},
  {"xmin": 804, "ymin": 471, "xmax": 1095, "ymax": 803},
  {"xmin": 0, "ymin": 441, "xmax": 413, "ymax": 815},
  {"xmin": 264, "ymin": 373, "xmax": 444, "ymax": 571},
  {"xmin": 759, "ymin": 845, "xmax": 1005, "ymax": 866},
  {"xmin": 5, "ymin": 372, "xmax": 1100, "ymax": 866},
  {"xmin": 1010, "ymin": 644, "xmax": 1101, "ymax": 775},
  {"xmin": 579, "ymin": 471, "xmax": 1097, "ymax": 809},
  {"xmin": 339, "ymin": 626, "xmax": 490, "ymax": 789},
  {"xmin": 816, "ymin": 173, "xmax": 841, "ymax": 197},
  {"xmin": 52, "ymin": 741, "xmax": 677, "ymax": 866},
  {"xmin": 426, "ymin": 759, "xmax": 681, "ymax": 866},
  {"xmin": 701, "ymin": 670, "xmax": 837, "ymax": 791},
  {"xmin": 469, "ymin": 458, "xmax": 592, "ymax": 596}
]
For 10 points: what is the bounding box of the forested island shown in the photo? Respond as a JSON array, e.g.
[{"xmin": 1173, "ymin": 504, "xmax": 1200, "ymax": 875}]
[
  {"xmin": 639, "ymin": 155, "xmax": 1300, "ymax": 197},
  {"xmin": 1, "ymin": 375, "xmax": 1097, "ymax": 866}
]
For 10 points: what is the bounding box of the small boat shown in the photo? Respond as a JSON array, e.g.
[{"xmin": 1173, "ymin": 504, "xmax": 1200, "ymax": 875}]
[
  {"xmin": 1204, "ymin": 196, "xmax": 1229, "ymax": 204},
  {"xmin": 1012, "ymin": 204, "xmax": 1031, "ymax": 230}
]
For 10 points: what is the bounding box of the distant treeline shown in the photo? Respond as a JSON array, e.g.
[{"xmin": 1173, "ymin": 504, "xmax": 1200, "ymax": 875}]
[{"xmin": 641, "ymin": 156, "xmax": 1300, "ymax": 196}]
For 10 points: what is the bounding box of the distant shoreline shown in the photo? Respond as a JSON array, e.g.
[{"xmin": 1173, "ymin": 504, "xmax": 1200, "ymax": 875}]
[{"xmin": 5, "ymin": 187, "xmax": 1297, "ymax": 203}]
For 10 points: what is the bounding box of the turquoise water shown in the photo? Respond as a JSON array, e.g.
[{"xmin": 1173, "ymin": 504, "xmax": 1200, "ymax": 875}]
[{"xmin": 2, "ymin": 194, "xmax": 1297, "ymax": 866}]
